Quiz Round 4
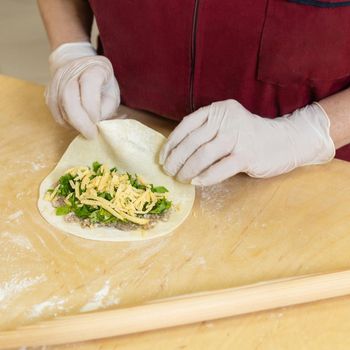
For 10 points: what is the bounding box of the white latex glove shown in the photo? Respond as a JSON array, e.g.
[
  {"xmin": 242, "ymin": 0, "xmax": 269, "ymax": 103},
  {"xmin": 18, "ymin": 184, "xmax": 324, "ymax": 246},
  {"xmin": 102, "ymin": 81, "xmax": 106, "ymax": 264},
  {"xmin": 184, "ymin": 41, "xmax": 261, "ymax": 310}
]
[
  {"xmin": 45, "ymin": 42, "xmax": 120, "ymax": 138},
  {"xmin": 159, "ymin": 99, "xmax": 335, "ymax": 186}
]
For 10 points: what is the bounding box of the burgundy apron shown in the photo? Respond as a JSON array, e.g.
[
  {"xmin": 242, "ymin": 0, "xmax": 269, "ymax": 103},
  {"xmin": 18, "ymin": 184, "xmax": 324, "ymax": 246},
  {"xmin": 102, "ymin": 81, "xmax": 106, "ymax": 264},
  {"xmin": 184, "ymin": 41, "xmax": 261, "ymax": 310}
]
[{"xmin": 89, "ymin": 0, "xmax": 350, "ymax": 161}]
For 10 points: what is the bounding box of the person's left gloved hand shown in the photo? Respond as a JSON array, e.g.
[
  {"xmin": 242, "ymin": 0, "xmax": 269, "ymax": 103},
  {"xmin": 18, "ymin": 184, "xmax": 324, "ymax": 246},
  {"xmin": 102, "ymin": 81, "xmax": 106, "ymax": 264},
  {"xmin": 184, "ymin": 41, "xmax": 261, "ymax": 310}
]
[
  {"xmin": 45, "ymin": 42, "xmax": 120, "ymax": 139},
  {"xmin": 159, "ymin": 99, "xmax": 335, "ymax": 186}
]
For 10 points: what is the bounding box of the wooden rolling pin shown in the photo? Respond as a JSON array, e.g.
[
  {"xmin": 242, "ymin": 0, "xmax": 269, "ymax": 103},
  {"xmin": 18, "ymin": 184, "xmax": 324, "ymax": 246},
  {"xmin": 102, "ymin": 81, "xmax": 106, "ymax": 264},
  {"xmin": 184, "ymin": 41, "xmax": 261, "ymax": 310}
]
[{"xmin": 2, "ymin": 269, "xmax": 350, "ymax": 348}]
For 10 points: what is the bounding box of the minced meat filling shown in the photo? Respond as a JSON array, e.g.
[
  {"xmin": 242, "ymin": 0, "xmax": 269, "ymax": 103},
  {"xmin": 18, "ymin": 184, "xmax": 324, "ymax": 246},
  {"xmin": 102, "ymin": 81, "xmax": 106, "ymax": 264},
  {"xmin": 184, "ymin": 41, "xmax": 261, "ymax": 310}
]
[{"xmin": 54, "ymin": 195, "xmax": 171, "ymax": 230}]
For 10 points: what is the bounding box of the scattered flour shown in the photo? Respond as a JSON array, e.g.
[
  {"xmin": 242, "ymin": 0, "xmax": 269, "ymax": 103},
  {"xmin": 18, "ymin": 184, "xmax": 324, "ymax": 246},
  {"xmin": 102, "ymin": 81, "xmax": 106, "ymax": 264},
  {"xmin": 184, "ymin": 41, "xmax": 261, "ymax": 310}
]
[
  {"xmin": 31, "ymin": 161, "xmax": 47, "ymax": 171},
  {"xmin": 204, "ymin": 321, "xmax": 215, "ymax": 328},
  {"xmin": 0, "ymin": 231, "xmax": 33, "ymax": 250},
  {"xmin": 0, "ymin": 274, "xmax": 47, "ymax": 304},
  {"xmin": 80, "ymin": 280, "xmax": 120, "ymax": 312},
  {"xmin": 198, "ymin": 183, "xmax": 234, "ymax": 215},
  {"xmin": 30, "ymin": 296, "xmax": 66, "ymax": 318},
  {"xmin": 194, "ymin": 256, "xmax": 207, "ymax": 267},
  {"xmin": 13, "ymin": 157, "xmax": 48, "ymax": 173},
  {"xmin": 16, "ymin": 189, "xmax": 32, "ymax": 199},
  {"xmin": 269, "ymin": 312, "xmax": 284, "ymax": 320},
  {"xmin": 135, "ymin": 239, "xmax": 169, "ymax": 264},
  {"xmin": 16, "ymin": 192, "xmax": 24, "ymax": 199},
  {"xmin": 6, "ymin": 210, "xmax": 23, "ymax": 223}
]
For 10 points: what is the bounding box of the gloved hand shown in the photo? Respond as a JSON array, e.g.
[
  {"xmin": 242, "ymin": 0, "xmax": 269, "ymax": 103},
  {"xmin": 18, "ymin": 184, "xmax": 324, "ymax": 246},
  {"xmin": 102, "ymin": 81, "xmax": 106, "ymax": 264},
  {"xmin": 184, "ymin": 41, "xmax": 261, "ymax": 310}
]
[
  {"xmin": 159, "ymin": 99, "xmax": 335, "ymax": 186},
  {"xmin": 45, "ymin": 42, "xmax": 120, "ymax": 138}
]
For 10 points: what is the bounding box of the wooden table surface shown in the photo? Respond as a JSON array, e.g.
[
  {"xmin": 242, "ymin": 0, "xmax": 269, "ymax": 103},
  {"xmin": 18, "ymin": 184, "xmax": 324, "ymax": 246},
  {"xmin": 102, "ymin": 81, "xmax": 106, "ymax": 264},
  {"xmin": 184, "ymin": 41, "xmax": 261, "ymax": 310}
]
[{"xmin": 1, "ymin": 75, "xmax": 350, "ymax": 349}]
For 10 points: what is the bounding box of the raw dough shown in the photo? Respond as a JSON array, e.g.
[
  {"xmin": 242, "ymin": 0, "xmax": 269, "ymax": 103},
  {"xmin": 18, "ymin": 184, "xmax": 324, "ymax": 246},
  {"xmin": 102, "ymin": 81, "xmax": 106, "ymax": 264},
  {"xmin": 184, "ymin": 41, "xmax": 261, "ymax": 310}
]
[{"xmin": 37, "ymin": 119, "xmax": 195, "ymax": 241}]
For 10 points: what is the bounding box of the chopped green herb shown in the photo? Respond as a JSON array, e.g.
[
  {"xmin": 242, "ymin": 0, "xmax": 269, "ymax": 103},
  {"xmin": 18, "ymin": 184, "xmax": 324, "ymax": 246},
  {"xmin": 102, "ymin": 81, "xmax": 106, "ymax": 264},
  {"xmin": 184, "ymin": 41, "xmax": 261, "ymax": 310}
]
[
  {"xmin": 127, "ymin": 173, "xmax": 146, "ymax": 190},
  {"xmin": 57, "ymin": 174, "xmax": 74, "ymax": 196},
  {"xmin": 151, "ymin": 185, "xmax": 168, "ymax": 193},
  {"xmin": 89, "ymin": 208, "xmax": 118, "ymax": 223},
  {"xmin": 56, "ymin": 206, "xmax": 71, "ymax": 216},
  {"xmin": 149, "ymin": 198, "xmax": 172, "ymax": 214},
  {"xmin": 68, "ymin": 193, "xmax": 76, "ymax": 206},
  {"xmin": 98, "ymin": 192, "xmax": 113, "ymax": 201},
  {"xmin": 92, "ymin": 161, "xmax": 102, "ymax": 173},
  {"xmin": 73, "ymin": 204, "xmax": 94, "ymax": 219}
]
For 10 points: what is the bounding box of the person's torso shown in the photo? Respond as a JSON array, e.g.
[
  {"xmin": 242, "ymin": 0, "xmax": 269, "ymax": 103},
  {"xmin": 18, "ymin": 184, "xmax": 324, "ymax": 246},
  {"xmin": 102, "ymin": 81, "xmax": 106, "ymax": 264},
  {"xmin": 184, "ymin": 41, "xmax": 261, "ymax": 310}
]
[{"xmin": 89, "ymin": 0, "xmax": 350, "ymax": 161}]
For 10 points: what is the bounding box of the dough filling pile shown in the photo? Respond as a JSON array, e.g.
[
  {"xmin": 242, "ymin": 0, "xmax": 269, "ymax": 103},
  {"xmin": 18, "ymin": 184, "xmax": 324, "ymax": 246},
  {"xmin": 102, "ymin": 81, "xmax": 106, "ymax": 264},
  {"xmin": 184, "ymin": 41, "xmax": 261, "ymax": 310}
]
[{"xmin": 45, "ymin": 161, "xmax": 172, "ymax": 230}]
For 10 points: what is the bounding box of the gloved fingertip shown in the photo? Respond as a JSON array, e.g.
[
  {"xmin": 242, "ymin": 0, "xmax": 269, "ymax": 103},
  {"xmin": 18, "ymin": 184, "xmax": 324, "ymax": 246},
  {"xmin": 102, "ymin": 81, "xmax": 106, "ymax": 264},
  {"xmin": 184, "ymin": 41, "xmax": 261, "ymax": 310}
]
[
  {"xmin": 176, "ymin": 175, "xmax": 191, "ymax": 184},
  {"xmin": 158, "ymin": 154, "xmax": 165, "ymax": 166},
  {"xmin": 191, "ymin": 177, "xmax": 203, "ymax": 186},
  {"xmin": 162, "ymin": 165, "xmax": 175, "ymax": 177},
  {"xmin": 82, "ymin": 126, "xmax": 98, "ymax": 140},
  {"xmin": 87, "ymin": 112, "xmax": 100, "ymax": 124},
  {"xmin": 61, "ymin": 122, "xmax": 71, "ymax": 130},
  {"xmin": 55, "ymin": 118, "xmax": 66, "ymax": 127},
  {"xmin": 158, "ymin": 146, "xmax": 168, "ymax": 165}
]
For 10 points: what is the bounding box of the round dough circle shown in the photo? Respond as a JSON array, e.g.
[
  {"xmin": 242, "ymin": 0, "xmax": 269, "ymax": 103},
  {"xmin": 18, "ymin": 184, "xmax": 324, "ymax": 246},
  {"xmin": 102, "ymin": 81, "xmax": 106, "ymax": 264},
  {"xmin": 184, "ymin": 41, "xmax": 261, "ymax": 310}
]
[{"xmin": 37, "ymin": 119, "xmax": 195, "ymax": 241}]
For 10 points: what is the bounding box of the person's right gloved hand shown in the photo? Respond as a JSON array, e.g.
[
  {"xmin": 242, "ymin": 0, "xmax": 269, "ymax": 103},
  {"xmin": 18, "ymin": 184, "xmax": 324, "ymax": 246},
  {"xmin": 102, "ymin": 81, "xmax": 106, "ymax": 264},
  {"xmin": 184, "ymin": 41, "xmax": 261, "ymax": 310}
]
[{"xmin": 45, "ymin": 42, "xmax": 120, "ymax": 138}]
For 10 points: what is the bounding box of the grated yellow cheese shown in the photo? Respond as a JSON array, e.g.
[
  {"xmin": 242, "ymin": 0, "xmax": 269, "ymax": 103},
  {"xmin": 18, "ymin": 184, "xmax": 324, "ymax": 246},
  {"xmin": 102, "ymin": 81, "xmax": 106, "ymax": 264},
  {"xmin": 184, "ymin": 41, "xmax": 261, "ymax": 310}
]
[
  {"xmin": 48, "ymin": 184, "xmax": 60, "ymax": 201},
  {"xmin": 69, "ymin": 180, "xmax": 76, "ymax": 189},
  {"xmin": 47, "ymin": 164, "xmax": 170, "ymax": 225}
]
